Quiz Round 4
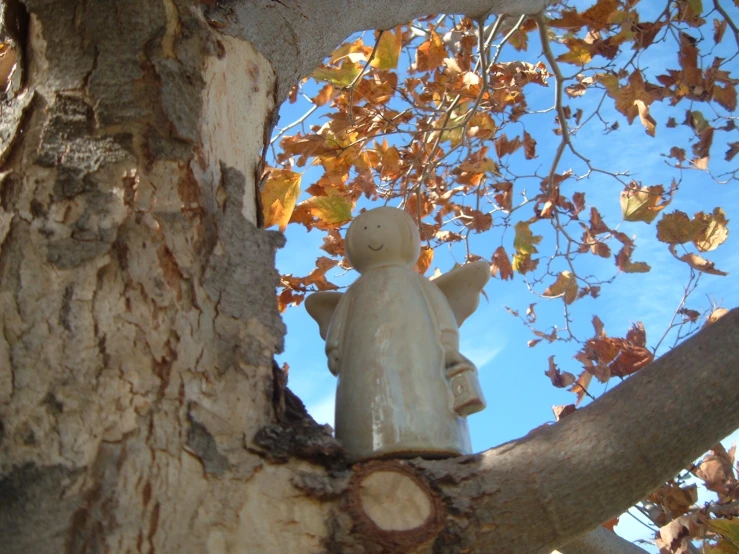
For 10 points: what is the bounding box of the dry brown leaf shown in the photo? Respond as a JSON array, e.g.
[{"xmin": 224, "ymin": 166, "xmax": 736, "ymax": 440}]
[
  {"xmin": 320, "ymin": 229, "xmax": 345, "ymax": 257},
  {"xmin": 523, "ymin": 130, "xmax": 537, "ymax": 159},
  {"xmin": 380, "ymin": 146, "xmax": 402, "ymax": 180},
  {"xmin": 610, "ymin": 345, "xmax": 653, "ymax": 377},
  {"xmin": 495, "ymin": 133, "xmax": 522, "ymax": 158},
  {"xmin": 679, "ymin": 32, "xmax": 702, "ymax": 87},
  {"xmin": 491, "ymin": 246, "xmax": 513, "ymax": 281},
  {"xmin": 493, "ymin": 182, "xmax": 513, "ymax": 211},
  {"xmin": 545, "ymin": 356, "xmax": 576, "ymax": 388},
  {"xmin": 650, "ymin": 483, "xmax": 698, "ymax": 518},
  {"xmin": 658, "ymin": 514, "xmax": 700, "ymax": 553},
  {"xmin": 592, "ymin": 315, "xmax": 605, "ymax": 337},
  {"xmin": 705, "ymin": 307, "xmax": 729, "ymax": 326},
  {"xmin": 311, "ymin": 84, "xmax": 335, "ymax": 106},
  {"xmin": 626, "ymin": 322, "xmax": 647, "ymax": 347},
  {"xmin": 413, "ymin": 246, "xmax": 434, "ymax": 275},
  {"xmin": 692, "ymin": 127, "xmax": 714, "ymax": 168},
  {"xmin": 678, "ymin": 252, "xmax": 729, "ymax": 276},
  {"xmin": 692, "ymin": 207, "xmax": 729, "ymax": 252},
  {"xmin": 695, "ymin": 446, "xmax": 737, "ymax": 498},
  {"xmin": 570, "ymin": 371, "xmax": 593, "ymax": 405},
  {"xmin": 726, "ymin": 141, "xmax": 739, "ymax": 162},
  {"xmin": 670, "ymin": 146, "xmax": 687, "ymax": 162},
  {"xmin": 415, "ymin": 31, "xmax": 446, "ymax": 71},
  {"xmin": 615, "ymin": 245, "xmax": 651, "ymax": 273},
  {"xmin": 620, "ymin": 183, "xmax": 669, "ymax": 223},
  {"xmin": 261, "ymin": 169, "xmax": 301, "ymax": 232},
  {"xmin": 712, "ymin": 84, "xmax": 737, "ymax": 112},
  {"xmin": 714, "ymin": 17, "xmax": 728, "ymax": 44},
  {"xmin": 657, "ymin": 211, "xmax": 695, "ymax": 244},
  {"xmin": 678, "ymin": 308, "xmax": 701, "ymax": 323},
  {"xmin": 634, "ymin": 98, "xmax": 656, "ymax": 136},
  {"xmin": 581, "ymin": 0, "xmax": 619, "ymax": 31},
  {"xmin": 277, "ymin": 289, "xmax": 304, "ymax": 312},
  {"xmin": 572, "ymin": 192, "xmax": 586, "ymax": 216},
  {"xmin": 543, "ymin": 271, "xmax": 578, "ymax": 305},
  {"xmin": 552, "ymin": 404, "xmax": 577, "ymax": 421}
]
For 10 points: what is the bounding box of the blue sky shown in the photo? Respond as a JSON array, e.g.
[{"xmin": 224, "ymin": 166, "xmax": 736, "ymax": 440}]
[{"xmin": 269, "ymin": 5, "xmax": 738, "ymax": 549}]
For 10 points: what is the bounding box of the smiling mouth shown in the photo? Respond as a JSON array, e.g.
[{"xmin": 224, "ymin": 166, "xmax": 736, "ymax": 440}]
[{"xmin": 368, "ymin": 244, "xmax": 384, "ymax": 252}]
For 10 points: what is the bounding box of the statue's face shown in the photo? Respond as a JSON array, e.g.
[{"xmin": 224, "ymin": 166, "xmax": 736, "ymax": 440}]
[{"xmin": 346, "ymin": 207, "xmax": 420, "ymax": 273}]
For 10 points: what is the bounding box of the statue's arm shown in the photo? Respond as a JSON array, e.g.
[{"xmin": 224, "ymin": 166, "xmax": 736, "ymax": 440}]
[
  {"xmin": 419, "ymin": 277, "xmax": 461, "ymax": 362},
  {"xmin": 325, "ymin": 292, "xmax": 350, "ymax": 375},
  {"xmin": 421, "ymin": 277, "xmax": 486, "ymax": 416}
]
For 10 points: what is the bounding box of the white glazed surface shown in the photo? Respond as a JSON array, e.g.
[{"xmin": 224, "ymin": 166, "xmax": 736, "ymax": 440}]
[
  {"xmin": 332, "ymin": 265, "xmax": 471, "ymax": 461},
  {"xmin": 306, "ymin": 207, "xmax": 487, "ymax": 462}
]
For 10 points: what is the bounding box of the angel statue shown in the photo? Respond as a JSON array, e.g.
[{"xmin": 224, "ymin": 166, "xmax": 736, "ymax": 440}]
[{"xmin": 305, "ymin": 206, "xmax": 490, "ymax": 463}]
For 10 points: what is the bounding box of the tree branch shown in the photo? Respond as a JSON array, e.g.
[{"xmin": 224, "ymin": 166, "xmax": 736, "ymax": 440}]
[
  {"xmin": 342, "ymin": 308, "xmax": 738, "ymax": 553},
  {"xmin": 208, "ymin": 0, "xmax": 551, "ymax": 101},
  {"xmin": 713, "ymin": 0, "xmax": 739, "ymax": 51},
  {"xmin": 557, "ymin": 527, "xmax": 651, "ymax": 554}
]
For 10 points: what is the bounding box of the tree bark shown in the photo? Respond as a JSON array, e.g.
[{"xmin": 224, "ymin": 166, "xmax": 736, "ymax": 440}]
[
  {"xmin": 0, "ymin": 1, "xmax": 301, "ymax": 551},
  {"xmin": 1, "ymin": 1, "xmax": 736, "ymax": 553},
  {"xmin": 556, "ymin": 527, "xmax": 651, "ymax": 554}
]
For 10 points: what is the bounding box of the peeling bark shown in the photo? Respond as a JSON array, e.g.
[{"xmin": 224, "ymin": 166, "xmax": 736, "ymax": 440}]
[
  {"xmin": 0, "ymin": 89, "xmax": 32, "ymax": 165},
  {"xmin": 0, "ymin": 1, "xmax": 294, "ymax": 551},
  {"xmin": 0, "ymin": 463, "xmax": 84, "ymax": 554}
]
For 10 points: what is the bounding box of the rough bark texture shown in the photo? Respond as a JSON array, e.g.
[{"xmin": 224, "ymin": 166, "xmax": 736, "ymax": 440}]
[
  {"xmin": 0, "ymin": 1, "xmax": 327, "ymax": 552},
  {"xmin": 0, "ymin": 1, "xmax": 736, "ymax": 553},
  {"xmin": 555, "ymin": 527, "xmax": 651, "ymax": 554}
]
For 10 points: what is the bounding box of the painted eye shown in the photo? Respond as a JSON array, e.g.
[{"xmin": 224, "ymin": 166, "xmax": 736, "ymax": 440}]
[
  {"xmin": 377, "ymin": 225, "xmax": 381, "ymax": 228},
  {"xmin": 364, "ymin": 226, "xmax": 367, "ymax": 230}
]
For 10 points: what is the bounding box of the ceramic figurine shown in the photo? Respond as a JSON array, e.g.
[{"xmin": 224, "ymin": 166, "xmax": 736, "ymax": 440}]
[{"xmin": 305, "ymin": 207, "xmax": 489, "ymax": 463}]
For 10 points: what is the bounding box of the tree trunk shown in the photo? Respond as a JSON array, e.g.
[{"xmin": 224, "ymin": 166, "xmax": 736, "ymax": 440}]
[
  {"xmin": 0, "ymin": 1, "xmax": 320, "ymax": 551},
  {"xmin": 2, "ymin": 1, "xmax": 737, "ymax": 554}
]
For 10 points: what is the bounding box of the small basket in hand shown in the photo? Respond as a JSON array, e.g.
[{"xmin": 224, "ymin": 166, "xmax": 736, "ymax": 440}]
[{"xmin": 446, "ymin": 357, "xmax": 486, "ymax": 417}]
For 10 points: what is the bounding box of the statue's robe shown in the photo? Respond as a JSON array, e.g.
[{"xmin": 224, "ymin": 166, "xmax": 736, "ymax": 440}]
[{"xmin": 327, "ymin": 265, "xmax": 471, "ymax": 462}]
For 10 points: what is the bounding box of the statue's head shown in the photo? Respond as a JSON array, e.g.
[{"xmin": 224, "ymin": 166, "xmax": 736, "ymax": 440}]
[{"xmin": 345, "ymin": 207, "xmax": 421, "ymax": 273}]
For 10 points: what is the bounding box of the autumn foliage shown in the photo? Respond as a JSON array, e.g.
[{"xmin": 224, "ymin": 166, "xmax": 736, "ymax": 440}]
[{"xmin": 262, "ymin": 0, "xmax": 738, "ymax": 551}]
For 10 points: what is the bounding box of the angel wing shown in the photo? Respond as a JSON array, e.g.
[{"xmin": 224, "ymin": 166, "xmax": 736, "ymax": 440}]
[
  {"xmin": 431, "ymin": 260, "xmax": 490, "ymax": 327},
  {"xmin": 304, "ymin": 291, "xmax": 344, "ymax": 340}
]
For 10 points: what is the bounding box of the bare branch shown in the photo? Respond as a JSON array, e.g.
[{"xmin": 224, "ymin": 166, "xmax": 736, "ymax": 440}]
[
  {"xmin": 714, "ymin": 0, "xmax": 739, "ymax": 50},
  {"xmin": 270, "ymin": 103, "xmax": 318, "ymax": 145},
  {"xmin": 403, "ymin": 308, "xmax": 739, "ymax": 553},
  {"xmin": 556, "ymin": 527, "xmax": 651, "ymax": 554},
  {"xmin": 347, "ymin": 32, "xmax": 383, "ymax": 125},
  {"xmin": 534, "ymin": 13, "xmax": 588, "ymax": 188},
  {"xmin": 211, "ymin": 0, "xmax": 551, "ymax": 101}
]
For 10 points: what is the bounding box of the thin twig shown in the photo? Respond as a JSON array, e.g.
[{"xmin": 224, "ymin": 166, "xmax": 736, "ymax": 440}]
[
  {"xmin": 270, "ymin": 104, "xmax": 318, "ymax": 145},
  {"xmin": 713, "ymin": 0, "xmax": 739, "ymax": 50},
  {"xmin": 415, "ymin": 14, "xmax": 527, "ymax": 193},
  {"xmin": 488, "ymin": 14, "xmax": 527, "ymax": 68},
  {"xmin": 534, "ymin": 12, "xmax": 586, "ymax": 191},
  {"xmin": 347, "ymin": 32, "xmax": 384, "ymax": 125},
  {"xmin": 652, "ymin": 269, "xmax": 701, "ymax": 355}
]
